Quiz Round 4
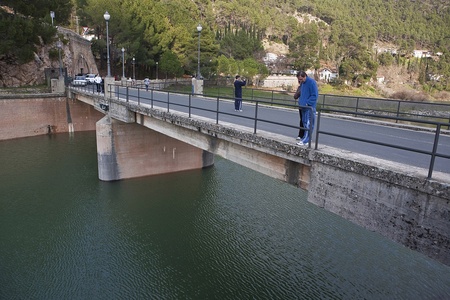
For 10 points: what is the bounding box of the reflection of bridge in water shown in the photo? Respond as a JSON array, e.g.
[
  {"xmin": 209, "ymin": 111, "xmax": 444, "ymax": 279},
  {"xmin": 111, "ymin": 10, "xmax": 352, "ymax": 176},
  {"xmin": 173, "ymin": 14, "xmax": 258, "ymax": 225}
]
[{"xmin": 68, "ymin": 84, "xmax": 450, "ymax": 266}]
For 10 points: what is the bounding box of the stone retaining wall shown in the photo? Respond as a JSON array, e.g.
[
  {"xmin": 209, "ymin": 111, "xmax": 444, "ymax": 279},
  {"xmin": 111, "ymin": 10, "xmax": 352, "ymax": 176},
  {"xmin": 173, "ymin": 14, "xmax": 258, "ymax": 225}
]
[{"xmin": 0, "ymin": 93, "xmax": 104, "ymax": 140}]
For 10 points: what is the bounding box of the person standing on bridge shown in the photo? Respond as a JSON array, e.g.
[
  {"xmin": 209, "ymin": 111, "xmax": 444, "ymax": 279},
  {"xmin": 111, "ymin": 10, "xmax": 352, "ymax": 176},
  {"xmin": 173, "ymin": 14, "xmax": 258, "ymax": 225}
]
[
  {"xmin": 234, "ymin": 75, "xmax": 246, "ymax": 112},
  {"xmin": 296, "ymin": 71, "xmax": 318, "ymax": 146},
  {"xmin": 94, "ymin": 74, "xmax": 102, "ymax": 93},
  {"xmin": 294, "ymin": 74, "xmax": 304, "ymax": 140},
  {"xmin": 144, "ymin": 77, "xmax": 150, "ymax": 91}
]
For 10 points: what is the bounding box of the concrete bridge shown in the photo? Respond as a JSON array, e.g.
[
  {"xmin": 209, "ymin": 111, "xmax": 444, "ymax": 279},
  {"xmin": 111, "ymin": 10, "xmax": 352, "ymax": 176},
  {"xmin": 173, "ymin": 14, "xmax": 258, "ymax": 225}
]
[{"xmin": 1, "ymin": 86, "xmax": 449, "ymax": 267}]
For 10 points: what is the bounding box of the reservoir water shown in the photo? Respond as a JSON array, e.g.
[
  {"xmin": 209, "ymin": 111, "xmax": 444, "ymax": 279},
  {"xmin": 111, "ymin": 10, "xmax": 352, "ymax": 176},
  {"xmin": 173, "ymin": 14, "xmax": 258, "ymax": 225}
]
[{"xmin": 1, "ymin": 132, "xmax": 449, "ymax": 299}]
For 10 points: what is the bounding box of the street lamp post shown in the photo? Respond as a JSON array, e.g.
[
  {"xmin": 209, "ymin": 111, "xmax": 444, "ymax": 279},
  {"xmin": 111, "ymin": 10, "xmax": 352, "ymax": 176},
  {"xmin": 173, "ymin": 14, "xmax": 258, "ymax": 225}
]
[
  {"xmin": 121, "ymin": 47, "xmax": 125, "ymax": 79},
  {"xmin": 57, "ymin": 41, "xmax": 62, "ymax": 77},
  {"xmin": 132, "ymin": 57, "xmax": 135, "ymax": 80},
  {"xmin": 197, "ymin": 23, "xmax": 202, "ymax": 79},
  {"xmin": 50, "ymin": 11, "xmax": 55, "ymax": 26},
  {"xmin": 156, "ymin": 62, "xmax": 158, "ymax": 80},
  {"xmin": 104, "ymin": 11, "xmax": 111, "ymax": 78}
]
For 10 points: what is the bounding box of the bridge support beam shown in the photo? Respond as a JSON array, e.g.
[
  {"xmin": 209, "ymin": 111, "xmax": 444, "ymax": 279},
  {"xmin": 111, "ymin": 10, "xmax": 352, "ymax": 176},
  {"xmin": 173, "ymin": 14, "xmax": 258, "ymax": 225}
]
[{"xmin": 96, "ymin": 115, "xmax": 214, "ymax": 181}]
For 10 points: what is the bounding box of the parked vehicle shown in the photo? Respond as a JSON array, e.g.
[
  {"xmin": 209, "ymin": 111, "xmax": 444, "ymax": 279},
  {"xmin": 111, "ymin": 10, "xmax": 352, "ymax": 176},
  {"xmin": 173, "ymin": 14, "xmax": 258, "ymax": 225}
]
[
  {"xmin": 85, "ymin": 74, "xmax": 96, "ymax": 84},
  {"xmin": 73, "ymin": 75, "xmax": 87, "ymax": 86}
]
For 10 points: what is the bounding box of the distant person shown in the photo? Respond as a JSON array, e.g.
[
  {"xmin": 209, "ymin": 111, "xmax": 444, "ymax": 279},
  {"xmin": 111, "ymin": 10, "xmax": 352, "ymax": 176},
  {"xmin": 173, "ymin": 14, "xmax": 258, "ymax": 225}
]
[
  {"xmin": 94, "ymin": 74, "xmax": 102, "ymax": 93},
  {"xmin": 191, "ymin": 75, "xmax": 196, "ymax": 95},
  {"xmin": 294, "ymin": 74, "xmax": 304, "ymax": 140},
  {"xmin": 296, "ymin": 71, "xmax": 318, "ymax": 146},
  {"xmin": 234, "ymin": 75, "xmax": 246, "ymax": 112},
  {"xmin": 100, "ymin": 76, "xmax": 104, "ymax": 93},
  {"xmin": 144, "ymin": 77, "xmax": 150, "ymax": 91}
]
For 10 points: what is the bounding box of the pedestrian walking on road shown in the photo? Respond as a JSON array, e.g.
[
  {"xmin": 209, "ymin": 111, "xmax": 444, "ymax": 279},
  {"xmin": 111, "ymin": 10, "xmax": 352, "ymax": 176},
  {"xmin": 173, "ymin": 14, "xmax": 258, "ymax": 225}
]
[
  {"xmin": 294, "ymin": 73, "xmax": 304, "ymax": 140},
  {"xmin": 296, "ymin": 71, "xmax": 318, "ymax": 146},
  {"xmin": 234, "ymin": 75, "xmax": 246, "ymax": 112}
]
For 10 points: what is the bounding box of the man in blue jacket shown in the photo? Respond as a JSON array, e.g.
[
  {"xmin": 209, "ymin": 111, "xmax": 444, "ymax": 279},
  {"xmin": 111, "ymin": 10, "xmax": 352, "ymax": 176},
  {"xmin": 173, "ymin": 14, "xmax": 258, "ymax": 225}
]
[
  {"xmin": 234, "ymin": 75, "xmax": 246, "ymax": 111},
  {"xmin": 296, "ymin": 71, "xmax": 318, "ymax": 146}
]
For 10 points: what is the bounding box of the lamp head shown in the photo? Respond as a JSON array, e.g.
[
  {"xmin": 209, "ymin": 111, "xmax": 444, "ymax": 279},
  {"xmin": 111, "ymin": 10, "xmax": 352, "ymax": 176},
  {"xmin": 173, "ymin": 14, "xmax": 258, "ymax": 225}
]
[
  {"xmin": 104, "ymin": 11, "xmax": 110, "ymax": 21},
  {"xmin": 197, "ymin": 23, "xmax": 202, "ymax": 32},
  {"xmin": 121, "ymin": 47, "xmax": 124, "ymax": 52},
  {"xmin": 50, "ymin": 11, "xmax": 55, "ymax": 18}
]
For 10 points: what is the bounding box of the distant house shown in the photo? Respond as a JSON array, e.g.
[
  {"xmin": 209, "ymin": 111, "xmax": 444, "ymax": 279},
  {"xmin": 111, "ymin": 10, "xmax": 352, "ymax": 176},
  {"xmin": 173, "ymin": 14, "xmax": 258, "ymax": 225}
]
[
  {"xmin": 318, "ymin": 68, "xmax": 338, "ymax": 82},
  {"xmin": 263, "ymin": 53, "xmax": 278, "ymax": 63},
  {"xmin": 413, "ymin": 50, "xmax": 431, "ymax": 58},
  {"xmin": 377, "ymin": 76, "xmax": 385, "ymax": 84}
]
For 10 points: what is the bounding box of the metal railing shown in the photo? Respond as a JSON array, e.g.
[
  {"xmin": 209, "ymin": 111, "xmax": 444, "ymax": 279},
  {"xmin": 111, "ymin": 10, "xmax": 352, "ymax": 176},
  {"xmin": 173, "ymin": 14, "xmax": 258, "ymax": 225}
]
[
  {"xmin": 149, "ymin": 81, "xmax": 450, "ymax": 128},
  {"xmin": 71, "ymin": 83, "xmax": 449, "ymax": 179},
  {"xmin": 315, "ymin": 108, "xmax": 449, "ymax": 179},
  {"xmin": 109, "ymin": 84, "xmax": 315, "ymax": 149}
]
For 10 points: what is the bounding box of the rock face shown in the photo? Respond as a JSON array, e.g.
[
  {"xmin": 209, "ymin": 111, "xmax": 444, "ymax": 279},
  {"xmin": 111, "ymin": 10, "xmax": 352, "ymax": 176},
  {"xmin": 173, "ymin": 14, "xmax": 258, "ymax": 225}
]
[{"xmin": 0, "ymin": 27, "xmax": 98, "ymax": 87}]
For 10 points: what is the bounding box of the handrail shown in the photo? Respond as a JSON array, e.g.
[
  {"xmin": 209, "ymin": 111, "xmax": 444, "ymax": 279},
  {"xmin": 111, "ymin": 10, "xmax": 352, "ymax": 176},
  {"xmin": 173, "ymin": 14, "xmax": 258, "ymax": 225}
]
[
  {"xmin": 108, "ymin": 83, "xmax": 315, "ymax": 149},
  {"xmin": 314, "ymin": 108, "xmax": 449, "ymax": 179},
  {"xmin": 146, "ymin": 82, "xmax": 450, "ymax": 128},
  {"xmin": 70, "ymin": 84, "xmax": 448, "ymax": 179}
]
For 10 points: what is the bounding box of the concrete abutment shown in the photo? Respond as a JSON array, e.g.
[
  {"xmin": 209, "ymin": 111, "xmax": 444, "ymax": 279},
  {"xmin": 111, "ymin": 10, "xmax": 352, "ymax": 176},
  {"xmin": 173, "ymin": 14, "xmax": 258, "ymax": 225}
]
[{"xmin": 96, "ymin": 115, "xmax": 214, "ymax": 181}]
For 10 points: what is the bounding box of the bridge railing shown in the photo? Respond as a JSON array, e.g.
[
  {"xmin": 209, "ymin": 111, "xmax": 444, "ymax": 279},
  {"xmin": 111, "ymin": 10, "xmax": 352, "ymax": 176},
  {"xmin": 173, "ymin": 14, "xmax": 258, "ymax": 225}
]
[
  {"xmin": 109, "ymin": 84, "xmax": 315, "ymax": 149},
  {"xmin": 74, "ymin": 83, "xmax": 448, "ymax": 179},
  {"xmin": 315, "ymin": 108, "xmax": 449, "ymax": 179},
  {"xmin": 145, "ymin": 82, "xmax": 450, "ymax": 129}
]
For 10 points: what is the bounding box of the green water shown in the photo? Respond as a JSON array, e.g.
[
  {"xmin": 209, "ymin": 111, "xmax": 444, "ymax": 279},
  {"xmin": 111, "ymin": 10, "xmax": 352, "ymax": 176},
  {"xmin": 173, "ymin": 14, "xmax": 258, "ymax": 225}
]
[{"xmin": 0, "ymin": 132, "xmax": 449, "ymax": 299}]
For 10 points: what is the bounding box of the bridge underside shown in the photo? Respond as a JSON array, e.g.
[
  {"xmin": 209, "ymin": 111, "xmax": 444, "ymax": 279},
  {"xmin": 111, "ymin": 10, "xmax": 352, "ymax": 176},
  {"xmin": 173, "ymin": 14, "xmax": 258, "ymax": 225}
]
[{"xmin": 96, "ymin": 114, "xmax": 310, "ymax": 190}]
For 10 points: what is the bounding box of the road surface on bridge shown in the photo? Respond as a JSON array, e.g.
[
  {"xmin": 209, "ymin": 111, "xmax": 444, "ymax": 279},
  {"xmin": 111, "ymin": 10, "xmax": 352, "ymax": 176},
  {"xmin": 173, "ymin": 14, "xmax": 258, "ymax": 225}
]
[{"xmin": 114, "ymin": 87, "xmax": 450, "ymax": 174}]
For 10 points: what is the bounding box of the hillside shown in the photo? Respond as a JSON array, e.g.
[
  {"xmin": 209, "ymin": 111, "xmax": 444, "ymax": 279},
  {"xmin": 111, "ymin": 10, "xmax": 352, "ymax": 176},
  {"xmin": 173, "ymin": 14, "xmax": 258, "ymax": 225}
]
[{"xmin": 1, "ymin": 0, "xmax": 449, "ymax": 99}]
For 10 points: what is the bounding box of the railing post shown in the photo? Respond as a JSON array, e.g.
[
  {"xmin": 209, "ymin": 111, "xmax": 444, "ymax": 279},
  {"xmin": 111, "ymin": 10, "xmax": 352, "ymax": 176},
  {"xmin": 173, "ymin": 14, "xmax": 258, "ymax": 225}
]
[
  {"xmin": 427, "ymin": 124, "xmax": 441, "ymax": 179},
  {"xmin": 167, "ymin": 91, "xmax": 170, "ymax": 112},
  {"xmin": 307, "ymin": 106, "xmax": 313, "ymax": 149},
  {"xmin": 254, "ymin": 102, "xmax": 259, "ymax": 134},
  {"xmin": 151, "ymin": 89, "xmax": 154, "ymax": 108},
  {"xmin": 315, "ymin": 109, "xmax": 323, "ymax": 150},
  {"xmin": 126, "ymin": 86, "xmax": 129, "ymax": 103},
  {"xmin": 271, "ymin": 90, "xmax": 274, "ymax": 106},
  {"xmin": 189, "ymin": 94, "xmax": 192, "ymax": 118},
  {"xmin": 396, "ymin": 101, "xmax": 401, "ymax": 123},
  {"xmin": 137, "ymin": 87, "xmax": 140, "ymax": 106},
  {"xmin": 216, "ymin": 96, "xmax": 220, "ymax": 125}
]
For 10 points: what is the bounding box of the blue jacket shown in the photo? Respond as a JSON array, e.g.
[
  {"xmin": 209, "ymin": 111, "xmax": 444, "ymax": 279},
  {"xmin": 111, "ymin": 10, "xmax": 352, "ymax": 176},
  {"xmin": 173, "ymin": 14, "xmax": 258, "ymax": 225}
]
[
  {"xmin": 234, "ymin": 79, "xmax": 246, "ymax": 98},
  {"xmin": 298, "ymin": 76, "xmax": 318, "ymax": 108}
]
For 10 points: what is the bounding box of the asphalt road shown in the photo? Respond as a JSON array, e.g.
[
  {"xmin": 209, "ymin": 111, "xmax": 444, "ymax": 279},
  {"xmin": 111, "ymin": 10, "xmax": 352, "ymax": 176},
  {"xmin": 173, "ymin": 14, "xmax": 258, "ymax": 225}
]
[{"xmin": 113, "ymin": 87, "xmax": 450, "ymax": 175}]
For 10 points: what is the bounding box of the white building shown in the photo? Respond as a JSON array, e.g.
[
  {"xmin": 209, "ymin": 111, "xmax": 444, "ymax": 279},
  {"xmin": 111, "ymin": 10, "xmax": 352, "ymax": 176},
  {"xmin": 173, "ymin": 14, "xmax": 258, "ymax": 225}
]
[
  {"xmin": 413, "ymin": 50, "xmax": 431, "ymax": 58},
  {"xmin": 318, "ymin": 68, "xmax": 338, "ymax": 82}
]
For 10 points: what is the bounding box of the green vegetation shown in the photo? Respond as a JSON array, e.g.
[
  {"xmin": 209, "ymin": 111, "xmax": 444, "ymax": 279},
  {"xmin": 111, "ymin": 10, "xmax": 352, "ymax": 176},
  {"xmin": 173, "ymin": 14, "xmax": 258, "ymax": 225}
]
[
  {"xmin": 0, "ymin": 0, "xmax": 71, "ymax": 63},
  {"xmin": 1, "ymin": 0, "xmax": 449, "ymax": 93}
]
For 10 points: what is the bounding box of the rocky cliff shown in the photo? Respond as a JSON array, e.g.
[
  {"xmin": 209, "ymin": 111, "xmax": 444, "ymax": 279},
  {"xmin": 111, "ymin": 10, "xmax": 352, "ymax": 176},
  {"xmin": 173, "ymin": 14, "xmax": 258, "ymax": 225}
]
[{"xmin": 0, "ymin": 27, "xmax": 97, "ymax": 88}]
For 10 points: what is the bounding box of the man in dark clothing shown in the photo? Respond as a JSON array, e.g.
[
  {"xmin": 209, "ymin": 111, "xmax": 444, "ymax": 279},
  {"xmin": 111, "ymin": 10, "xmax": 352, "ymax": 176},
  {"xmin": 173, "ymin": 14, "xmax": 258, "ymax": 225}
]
[
  {"xmin": 294, "ymin": 73, "xmax": 304, "ymax": 140},
  {"xmin": 234, "ymin": 75, "xmax": 246, "ymax": 112}
]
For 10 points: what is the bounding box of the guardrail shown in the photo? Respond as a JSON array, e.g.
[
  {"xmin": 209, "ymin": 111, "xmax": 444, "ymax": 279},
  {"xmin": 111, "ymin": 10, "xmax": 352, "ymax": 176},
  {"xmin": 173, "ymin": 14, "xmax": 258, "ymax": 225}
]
[
  {"xmin": 109, "ymin": 84, "xmax": 315, "ymax": 149},
  {"xmin": 315, "ymin": 108, "xmax": 449, "ymax": 179},
  {"xmin": 71, "ymin": 83, "xmax": 448, "ymax": 179}
]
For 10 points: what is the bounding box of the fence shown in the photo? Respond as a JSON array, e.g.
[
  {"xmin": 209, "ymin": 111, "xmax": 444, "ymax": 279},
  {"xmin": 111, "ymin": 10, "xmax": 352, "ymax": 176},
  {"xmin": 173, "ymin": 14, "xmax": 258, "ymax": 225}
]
[{"xmin": 90, "ymin": 83, "xmax": 448, "ymax": 179}]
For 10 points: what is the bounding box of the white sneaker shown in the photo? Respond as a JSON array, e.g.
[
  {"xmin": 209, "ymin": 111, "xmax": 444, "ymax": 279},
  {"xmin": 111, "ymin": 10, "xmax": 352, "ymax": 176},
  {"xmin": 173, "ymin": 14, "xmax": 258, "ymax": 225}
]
[
  {"xmin": 296, "ymin": 137, "xmax": 301, "ymax": 140},
  {"xmin": 296, "ymin": 141, "xmax": 305, "ymax": 146},
  {"xmin": 239, "ymin": 110, "xmax": 243, "ymax": 112}
]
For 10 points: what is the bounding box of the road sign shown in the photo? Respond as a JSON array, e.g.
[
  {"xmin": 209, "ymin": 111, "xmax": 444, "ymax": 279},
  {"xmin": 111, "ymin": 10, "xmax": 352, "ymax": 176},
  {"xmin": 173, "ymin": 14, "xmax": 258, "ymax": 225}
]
[{"xmin": 82, "ymin": 27, "xmax": 89, "ymax": 34}]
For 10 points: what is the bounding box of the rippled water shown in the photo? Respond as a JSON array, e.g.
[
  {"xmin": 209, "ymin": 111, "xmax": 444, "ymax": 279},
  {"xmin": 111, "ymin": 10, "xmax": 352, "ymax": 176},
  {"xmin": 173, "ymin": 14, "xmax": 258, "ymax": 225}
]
[{"xmin": 0, "ymin": 132, "xmax": 449, "ymax": 299}]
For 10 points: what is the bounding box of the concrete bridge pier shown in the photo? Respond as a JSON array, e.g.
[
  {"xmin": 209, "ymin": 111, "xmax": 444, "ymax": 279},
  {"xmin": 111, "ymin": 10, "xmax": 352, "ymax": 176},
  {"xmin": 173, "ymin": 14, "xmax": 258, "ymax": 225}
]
[{"xmin": 96, "ymin": 115, "xmax": 214, "ymax": 181}]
